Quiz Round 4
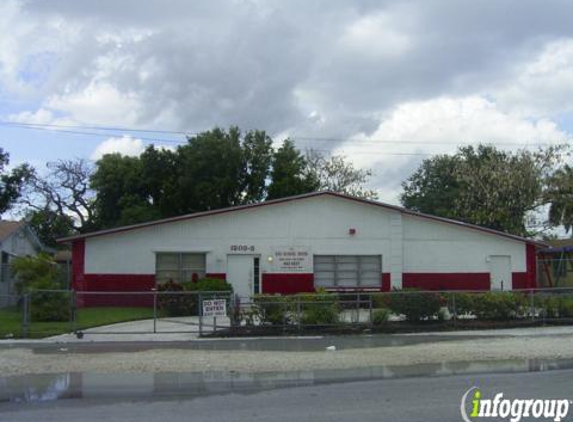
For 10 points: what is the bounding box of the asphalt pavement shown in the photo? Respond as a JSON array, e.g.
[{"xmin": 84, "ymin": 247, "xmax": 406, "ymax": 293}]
[{"xmin": 2, "ymin": 368, "xmax": 573, "ymax": 422}]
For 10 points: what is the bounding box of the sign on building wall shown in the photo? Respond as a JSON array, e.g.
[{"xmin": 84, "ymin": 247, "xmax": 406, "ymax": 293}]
[
  {"xmin": 272, "ymin": 247, "xmax": 311, "ymax": 273},
  {"xmin": 202, "ymin": 299, "xmax": 227, "ymax": 317},
  {"xmin": 229, "ymin": 244, "xmax": 256, "ymax": 253}
]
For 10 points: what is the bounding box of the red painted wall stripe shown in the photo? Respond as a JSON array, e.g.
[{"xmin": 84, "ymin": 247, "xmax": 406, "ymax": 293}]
[
  {"xmin": 79, "ymin": 274, "xmax": 155, "ymax": 307},
  {"xmin": 511, "ymin": 273, "xmax": 529, "ymax": 290},
  {"xmin": 382, "ymin": 273, "xmax": 391, "ymax": 292},
  {"xmin": 403, "ymin": 273, "xmax": 491, "ymax": 291},
  {"xmin": 206, "ymin": 273, "xmax": 226, "ymax": 280},
  {"xmin": 526, "ymin": 243, "xmax": 537, "ymax": 289},
  {"xmin": 262, "ymin": 273, "xmax": 314, "ymax": 294},
  {"xmin": 71, "ymin": 239, "xmax": 85, "ymax": 291}
]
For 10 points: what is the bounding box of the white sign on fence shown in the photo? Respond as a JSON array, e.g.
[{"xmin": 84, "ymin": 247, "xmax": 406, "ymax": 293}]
[{"xmin": 202, "ymin": 299, "xmax": 227, "ymax": 317}]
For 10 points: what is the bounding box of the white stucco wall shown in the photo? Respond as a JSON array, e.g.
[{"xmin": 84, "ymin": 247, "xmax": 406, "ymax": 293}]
[
  {"xmin": 83, "ymin": 194, "xmax": 529, "ymax": 289},
  {"xmin": 402, "ymin": 215, "xmax": 526, "ymax": 273},
  {"xmin": 84, "ymin": 195, "xmax": 397, "ymax": 276}
]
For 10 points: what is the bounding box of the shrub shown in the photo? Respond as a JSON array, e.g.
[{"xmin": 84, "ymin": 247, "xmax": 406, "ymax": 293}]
[
  {"xmin": 11, "ymin": 253, "xmax": 65, "ymax": 295},
  {"xmin": 372, "ymin": 293, "xmax": 392, "ymax": 309},
  {"xmin": 252, "ymin": 294, "xmax": 292, "ymax": 325},
  {"xmin": 11, "ymin": 254, "xmax": 70, "ymax": 322},
  {"xmin": 540, "ymin": 295, "xmax": 560, "ymax": 318},
  {"xmin": 29, "ymin": 279, "xmax": 70, "ymax": 322},
  {"xmin": 557, "ymin": 296, "xmax": 573, "ymax": 317},
  {"xmin": 388, "ymin": 290, "xmax": 441, "ymax": 321},
  {"xmin": 157, "ymin": 278, "xmax": 233, "ymax": 317},
  {"xmin": 299, "ymin": 292, "xmax": 339, "ymax": 325},
  {"xmin": 372, "ymin": 308, "xmax": 391, "ymax": 326},
  {"xmin": 449, "ymin": 293, "xmax": 476, "ymax": 317},
  {"xmin": 437, "ymin": 307, "xmax": 449, "ymax": 321},
  {"xmin": 193, "ymin": 278, "xmax": 233, "ymax": 294},
  {"xmin": 471, "ymin": 292, "xmax": 525, "ymax": 320},
  {"xmin": 157, "ymin": 280, "xmax": 194, "ymax": 316}
]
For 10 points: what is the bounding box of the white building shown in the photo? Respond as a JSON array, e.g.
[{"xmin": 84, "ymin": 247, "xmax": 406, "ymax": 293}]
[
  {"xmin": 0, "ymin": 221, "xmax": 45, "ymax": 298},
  {"xmin": 61, "ymin": 192, "xmax": 541, "ymax": 301}
]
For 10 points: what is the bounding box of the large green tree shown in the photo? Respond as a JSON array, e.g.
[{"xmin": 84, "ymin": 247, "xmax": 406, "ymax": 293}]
[
  {"xmin": 401, "ymin": 144, "xmax": 557, "ymax": 236},
  {"xmin": 90, "ymin": 154, "xmax": 155, "ymax": 228},
  {"xmin": 546, "ymin": 164, "xmax": 573, "ymax": 234},
  {"xmin": 21, "ymin": 159, "xmax": 94, "ymax": 244},
  {"xmin": 0, "ymin": 148, "xmax": 32, "ymax": 215},
  {"xmin": 90, "ymin": 127, "xmax": 274, "ymax": 228},
  {"xmin": 305, "ymin": 150, "xmax": 378, "ymax": 200},
  {"xmin": 267, "ymin": 140, "xmax": 318, "ymax": 200}
]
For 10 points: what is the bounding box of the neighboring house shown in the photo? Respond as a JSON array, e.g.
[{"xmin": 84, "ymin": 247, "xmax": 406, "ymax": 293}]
[
  {"xmin": 59, "ymin": 191, "xmax": 544, "ymax": 306},
  {"xmin": 537, "ymin": 239, "xmax": 573, "ymax": 288},
  {"xmin": 0, "ymin": 221, "xmax": 45, "ymax": 299}
]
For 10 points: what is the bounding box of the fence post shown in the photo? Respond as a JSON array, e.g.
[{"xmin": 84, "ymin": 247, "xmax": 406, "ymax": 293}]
[
  {"xmin": 198, "ymin": 292, "xmax": 203, "ymax": 336},
  {"xmin": 22, "ymin": 293, "xmax": 29, "ymax": 338},
  {"xmin": 70, "ymin": 290, "xmax": 77, "ymax": 334},
  {"xmin": 297, "ymin": 299, "xmax": 302, "ymax": 330},
  {"xmin": 152, "ymin": 289, "xmax": 157, "ymax": 334},
  {"xmin": 530, "ymin": 289, "xmax": 535, "ymax": 320},
  {"xmin": 369, "ymin": 294, "xmax": 373, "ymax": 327},
  {"xmin": 452, "ymin": 292, "xmax": 457, "ymax": 328}
]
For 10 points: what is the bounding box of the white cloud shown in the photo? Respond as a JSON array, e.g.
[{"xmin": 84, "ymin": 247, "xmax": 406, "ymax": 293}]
[
  {"xmin": 8, "ymin": 108, "xmax": 55, "ymax": 124},
  {"xmin": 496, "ymin": 39, "xmax": 573, "ymax": 117},
  {"xmin": 47, "ymin": 82, "xmax": 143, "ymax": 126},
  {"xmin": 333, "ymin": 95, "xmax": 569, "ymax": 203},
  {"xmin": 91, "ymin": 136, "xmax": 144, "ymax": 160},
  {"xmin": 340, "ymin": 12, "xmax": 412, "ymax": 59}
]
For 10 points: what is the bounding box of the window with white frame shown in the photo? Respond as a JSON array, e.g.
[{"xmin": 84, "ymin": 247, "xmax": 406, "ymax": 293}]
[
  {"xmin": 155, "ymin": 253, "xmax": 206, "ymax": 284},
  {"xmin": 313, "ymin": 255, "xmax": 381, "ymax": 288}
]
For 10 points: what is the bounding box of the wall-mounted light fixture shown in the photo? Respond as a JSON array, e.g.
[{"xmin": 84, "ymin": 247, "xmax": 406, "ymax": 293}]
[{"xmin": 267, "ymin": 255, "xmax": 274, "ymax": 263}]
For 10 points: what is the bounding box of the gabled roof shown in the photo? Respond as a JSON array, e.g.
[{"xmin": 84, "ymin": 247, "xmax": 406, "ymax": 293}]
[
  {"xmin": 0, "ymin": 220, "xmax": 47, "ymax": 252},
  {"xmin": 0, "ymin": 221, "xmax": 25, "ymax": 242},
  {"xmin": 57, "ymin": 191, "xmax": 546, "ymax": 246}
]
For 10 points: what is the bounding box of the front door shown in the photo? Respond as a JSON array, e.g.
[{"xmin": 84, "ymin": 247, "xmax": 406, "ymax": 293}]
[
  {"xmin": 227, "ymin": 255, "xmax": 260, "ymax": 299},
  {"xmin": 490, "ymin": 255, "xmax": 511, "ymax": 291}
]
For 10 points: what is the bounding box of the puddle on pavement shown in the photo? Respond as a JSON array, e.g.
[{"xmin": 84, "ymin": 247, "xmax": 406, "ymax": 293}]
[
  {"xmin": 2, "ymin": 358, "xmax": 573, "ymax": 404},
  {"xmin": 7, "ymin": 334, "xmax": 497, "ymax": 355}
]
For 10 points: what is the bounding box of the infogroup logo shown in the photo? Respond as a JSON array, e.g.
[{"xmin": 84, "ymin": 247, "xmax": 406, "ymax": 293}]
[{"xmin": 460, "ymin": 387, "xmax": 571, "ymax": 422}]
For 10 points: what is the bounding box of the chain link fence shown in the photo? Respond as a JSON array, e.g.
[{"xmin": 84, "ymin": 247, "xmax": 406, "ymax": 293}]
[{"xmin": 3, "ymin": 288, "xmax": 573, "ymax": 339}]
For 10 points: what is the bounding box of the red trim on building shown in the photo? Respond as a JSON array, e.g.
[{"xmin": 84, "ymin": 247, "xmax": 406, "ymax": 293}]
[
  {"xmin": 526, "ymin": 243, "xmax": 537, "ymax": 289},
  {"xmin": 262, "ymin": 273, "xmax": 314, "ymax": 294},
  {"xmin": 79, "ymin": 274, "xmax": 155, "ymax": 307},
  {"xmin": 382, "ymin": 273, "xmax": 391, "ymax": 292},
  {"xmin": 71, "ymin": 240, "xmax": 85, "ymax": 305},
  {"xmin": 512, "ymin": 273, "xmax": 528, "ymax": 290},
  {"xmin": 403, "ymin": 273, "xmax": 491, "ymax": 291},
  {"xmin": 206, "ymin": 273, "xmax": 226, "ymax": 280}
]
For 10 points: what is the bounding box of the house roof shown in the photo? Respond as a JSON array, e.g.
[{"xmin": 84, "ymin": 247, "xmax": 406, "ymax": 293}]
[
  {"xmin": 538, "ymin": 238, "xmax": 573, "ymax": 254},
  {"xmin": 57, "ymin": 191, "xmax": 547, "ymax": 247},
  {"xmin": 0, "ymin": 220, "xmax": 25, "ymax": 242}
]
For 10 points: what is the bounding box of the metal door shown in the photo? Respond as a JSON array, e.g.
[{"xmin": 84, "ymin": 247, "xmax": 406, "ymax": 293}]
[
  {"xmin": 226, "ymin": 255, "xmax": 260, "ymax": 299},
  {"xmin": 489, "ymin": 255, "xmax": 511, "ymax": 290}
]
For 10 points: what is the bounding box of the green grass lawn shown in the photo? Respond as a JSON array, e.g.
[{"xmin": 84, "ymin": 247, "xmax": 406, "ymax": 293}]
[{"xmin": 0, "ymin": 307, "xmax": 156, "ymax": 339}]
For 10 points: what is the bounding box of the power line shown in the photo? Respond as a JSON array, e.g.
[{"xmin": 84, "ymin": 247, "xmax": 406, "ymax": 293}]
[
  {"xmin": 0, "ymin": 120, "xmax": 193, "ymax": 136},
  {"xmin": 0, "ymin": 120, "xmax": 563, "ymax": 158},
  {"xmin": 0, "ymin": 120, "xmax": 562, "ymax": 147}
]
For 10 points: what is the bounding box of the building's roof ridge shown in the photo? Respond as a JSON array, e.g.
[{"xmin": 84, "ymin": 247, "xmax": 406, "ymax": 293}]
[
  {"xmin": 57, "ymin": 191, "xmax": 546, "ymax": 246},
  {"xmin": 0, "ymin": 220, "xmax": 26, "ymax": 242}
]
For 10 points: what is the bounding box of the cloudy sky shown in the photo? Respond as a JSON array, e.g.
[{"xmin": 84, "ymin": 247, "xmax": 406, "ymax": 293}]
[{"xmin": 1, "ymin": 0, "xmax": 573, "ymax": 203}]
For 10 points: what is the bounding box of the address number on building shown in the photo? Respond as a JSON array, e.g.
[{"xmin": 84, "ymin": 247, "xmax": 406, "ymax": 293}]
[
  {"xmin": 202, "ymin": 299, "xmax": 227, "ymax": 317},
  {"xmin": 230, "ymin": 245, "xmax": 255, "ymax": 252}
]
